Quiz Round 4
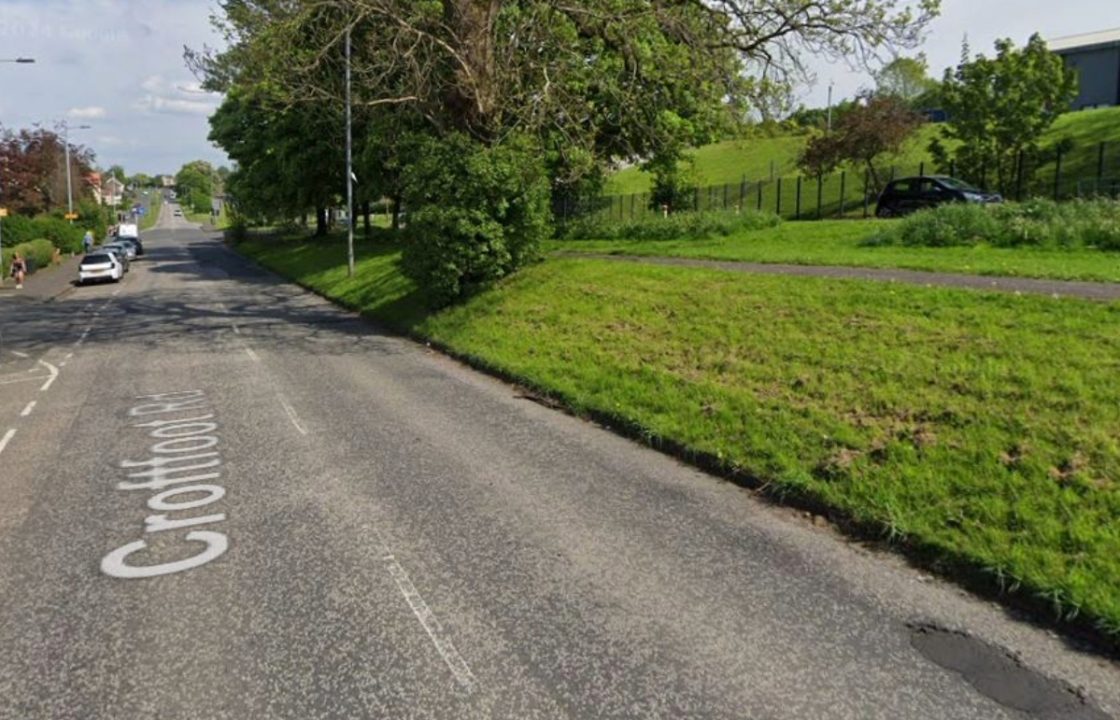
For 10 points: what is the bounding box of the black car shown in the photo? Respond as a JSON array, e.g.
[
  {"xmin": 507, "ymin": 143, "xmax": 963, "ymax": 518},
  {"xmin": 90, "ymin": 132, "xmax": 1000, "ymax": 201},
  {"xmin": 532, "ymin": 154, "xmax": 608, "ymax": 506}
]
[
  {"xmin": 116, "ymin": 236, "xmax": 144, "ymax": 257},
  {"xmin": 875, "ymin": 176, "xmax": 1002, "ymax": 218}
]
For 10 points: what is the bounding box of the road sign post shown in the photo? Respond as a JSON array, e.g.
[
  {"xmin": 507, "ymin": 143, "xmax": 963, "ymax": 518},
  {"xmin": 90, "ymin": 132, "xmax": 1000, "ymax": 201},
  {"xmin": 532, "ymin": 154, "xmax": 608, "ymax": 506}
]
[{"xmin": 0, "ymin": 208, "xmax": 5, "ymax": 286}]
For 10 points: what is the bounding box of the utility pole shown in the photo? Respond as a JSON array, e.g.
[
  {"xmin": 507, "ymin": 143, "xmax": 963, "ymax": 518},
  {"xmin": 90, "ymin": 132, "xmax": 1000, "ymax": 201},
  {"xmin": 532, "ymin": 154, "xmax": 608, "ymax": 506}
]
[
  {"xmin": 61, "ymin": 121, "xmax": 91, "ymax": 223},
  {"xmin": 827, "ymin": 81, "xmax": 834, "ymax": 134},
  {"xmin": 345, "ymin": 26, "xmax": 355, "ymax": 277}
]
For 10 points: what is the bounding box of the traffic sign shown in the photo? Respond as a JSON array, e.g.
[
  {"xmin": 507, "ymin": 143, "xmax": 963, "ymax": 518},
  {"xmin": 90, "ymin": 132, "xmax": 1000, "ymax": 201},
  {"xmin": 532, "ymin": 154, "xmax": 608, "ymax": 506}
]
[
  {"xmin": 64, "ymin": 212, "xmax": 79, "ymax": 220},
  {"xmin": 0, "ymin": 208, "xmax": 8, "ymax": 218}
]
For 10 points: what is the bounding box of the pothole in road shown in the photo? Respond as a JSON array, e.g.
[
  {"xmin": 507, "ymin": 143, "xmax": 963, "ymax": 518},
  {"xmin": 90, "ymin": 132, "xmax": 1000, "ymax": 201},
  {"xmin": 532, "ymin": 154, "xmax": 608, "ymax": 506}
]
[{"xmin": 909, "ymin": 623, "xmax": 1110, "ymax": 719}]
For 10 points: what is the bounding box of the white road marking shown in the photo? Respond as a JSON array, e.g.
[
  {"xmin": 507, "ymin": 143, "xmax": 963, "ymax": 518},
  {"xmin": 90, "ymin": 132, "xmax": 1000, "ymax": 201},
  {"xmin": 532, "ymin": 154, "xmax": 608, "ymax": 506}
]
[
  {"xmin": 112, "ymin": 288, "xmax": 122, "ymax": 296},
  {"xmin": 244, "ymin": 347, "xmax": 260, "ymax": 362},
  {"xmin": 231, "ymin": 324, "xmax": 241, "ymax": 335},
  {"xmin": 20, "ymin": 401, "xmax": 37, "ymax": 417},
  {"xmin": 384, "ymin": 557, "xmax": 477, "ymax": 692},
  {"xmin": 64, "ymin": 352, "xmax": 74, "ymax": 360},
  {"xmin": 0, "ymin": 375, "xmax": 46, "ymax": 386},
  {"xmin": 276, "ymin": 394, "xmax": 308, "ymax": 436},
  {"xmin": 11, "ymin": 351, "xmax": 29, "ymax": 358},
  {"xmin": 37, "ymin": 358, "xmax": 59, "ymax": 392},
  {"xmin": 0, "ymin": 429, "xmax": 15, "ymax": 456},
  {"xmin": 75, "ymin": 327, "xmax": 92, "ymax": 346}
]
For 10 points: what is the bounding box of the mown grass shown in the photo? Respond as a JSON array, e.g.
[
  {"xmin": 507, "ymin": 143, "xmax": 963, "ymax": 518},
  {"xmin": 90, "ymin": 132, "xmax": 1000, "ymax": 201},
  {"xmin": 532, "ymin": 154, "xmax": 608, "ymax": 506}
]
[
  {"xmin": 236, "ymin": 231, "xmax": 1120, "ymax": 638},
  {"xmin": 549, "ymin": 219, "xmax": 1120, "ymax": 282},
  {"xmin": 139, "ymin": 190, "xmax": 162, "ymax": 232}
]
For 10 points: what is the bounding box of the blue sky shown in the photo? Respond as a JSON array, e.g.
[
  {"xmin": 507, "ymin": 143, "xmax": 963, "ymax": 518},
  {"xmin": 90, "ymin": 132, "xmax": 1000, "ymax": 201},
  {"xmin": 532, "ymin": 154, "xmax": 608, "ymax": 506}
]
[{"xmin": 0, "ymin": 1, "xmax": 1116, "ymax": 176}]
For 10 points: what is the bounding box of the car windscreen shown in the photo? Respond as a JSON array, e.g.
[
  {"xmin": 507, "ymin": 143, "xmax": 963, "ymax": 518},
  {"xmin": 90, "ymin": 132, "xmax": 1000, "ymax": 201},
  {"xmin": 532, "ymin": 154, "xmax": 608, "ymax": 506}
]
[
  {"xmin": 937, "ymin": 177, "xmax": 982, "ymax": 192},
  {"xmin": 82, "ymin": 255, "xmax": 113, "ymax": 265}
]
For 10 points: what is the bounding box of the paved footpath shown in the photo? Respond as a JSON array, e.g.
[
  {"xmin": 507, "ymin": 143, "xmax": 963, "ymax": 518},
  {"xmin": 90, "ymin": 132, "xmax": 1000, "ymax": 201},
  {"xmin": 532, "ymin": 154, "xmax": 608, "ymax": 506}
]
[
  {"xmin": 565, "ymin": 253, "xmax": 1120, "ymax": 301},
  {"xmin": 0, "ymin": 209, "xmax": 1118, "ymax": 719}
]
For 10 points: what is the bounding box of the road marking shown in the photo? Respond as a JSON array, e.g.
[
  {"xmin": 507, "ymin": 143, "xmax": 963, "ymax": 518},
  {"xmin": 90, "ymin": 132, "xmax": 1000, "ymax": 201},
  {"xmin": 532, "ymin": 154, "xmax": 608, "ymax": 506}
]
[
  {"xmin": 20, "ymin": 401, "xmax": 37, "ymax": 417},
  {"xmin": 231, "ymin": 324, "xmax": 241, "ymax": 336},
  {"xmin": 112, "ymin": 288, "xmax": 122, "ymax": 296},
  {"xmin": 244, "ymin": 347, "xmax": 260, "ymax": 362},
  {"xmin": 11, "ymin": 351, "xmax": 29, "ymax": 358},
  {"xmin": 0, "ymin": 375, "xmax": 45, "ymax": 386},
  {"xmin": 0, "ymin": 429, "xmax": 15, "ymax": 456},
  {"xmin": 37, "ymin": 358, "xmax": 59, "ymax": 392},
  {"xmin": 384, "ymin": 557, "xmax": 477, "ymax": 692},
  {"xmin": 75, "ymin": 327, "xmax": 92, "ymax": 346},
  {"xmin": 276, "ymin": 394, "xmax": 308, "ymax": 436},
  {"xmin": 64, "ymin": 352, "xmax": 74, "ymax": 360}
]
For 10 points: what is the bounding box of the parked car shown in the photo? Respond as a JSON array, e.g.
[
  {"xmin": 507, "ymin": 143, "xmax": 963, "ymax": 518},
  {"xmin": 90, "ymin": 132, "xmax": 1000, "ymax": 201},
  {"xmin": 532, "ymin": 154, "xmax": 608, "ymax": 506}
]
[
  {"xmin": 78, "ymin": 253, "xmax": 124, "ymax": 285},
  {"xmin": 101, "ymin": 244, "xmax": 132, "ymax": 272},
  {"xmin": 115, "ymin": 236, "xmax": 144, "ymax": 257},
  {"xmin": 875, "ymin": 176, "xmax": 1002, "ymax": 218},
  {"xmin": 102, "ymin": 241, "xmax": 136, "ymax": 262}
]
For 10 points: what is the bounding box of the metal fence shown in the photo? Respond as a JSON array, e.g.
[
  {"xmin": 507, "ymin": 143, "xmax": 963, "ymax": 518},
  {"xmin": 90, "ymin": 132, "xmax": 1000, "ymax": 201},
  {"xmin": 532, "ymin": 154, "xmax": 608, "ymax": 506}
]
[{"xmin": 561, "ymin": 141, "xmax": 1120, "ymax": 224}]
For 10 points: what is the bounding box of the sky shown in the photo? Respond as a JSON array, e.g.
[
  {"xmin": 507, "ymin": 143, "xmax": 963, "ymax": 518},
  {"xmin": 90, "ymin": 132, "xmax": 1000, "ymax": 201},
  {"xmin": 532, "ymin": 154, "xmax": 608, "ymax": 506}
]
[{"xmin": 0, "ymin": 1, "xmax": 1117, "ymax": 177}]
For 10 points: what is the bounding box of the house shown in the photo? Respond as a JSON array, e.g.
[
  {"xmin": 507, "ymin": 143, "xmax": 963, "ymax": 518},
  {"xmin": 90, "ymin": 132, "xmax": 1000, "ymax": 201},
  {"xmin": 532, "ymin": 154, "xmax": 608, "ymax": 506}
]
[
  {"xmin": 1050, "ymin": 28, "xmax": 1120, "ymax": 109},
  {"xmin": 101, "ymin": 176, "xmax": 125, "ymax": 207}
]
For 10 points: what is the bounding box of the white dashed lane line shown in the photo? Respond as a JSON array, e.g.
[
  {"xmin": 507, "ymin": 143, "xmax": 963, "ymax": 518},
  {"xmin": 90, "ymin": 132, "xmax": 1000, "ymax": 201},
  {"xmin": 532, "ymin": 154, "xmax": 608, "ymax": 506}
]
[
  {"xmin": 20, "ymin": 401, "xmax": 36, "ymax": 417},
  {"xmin": 0, "ymin": 428, "xmax": 15, "ymax": 456}
]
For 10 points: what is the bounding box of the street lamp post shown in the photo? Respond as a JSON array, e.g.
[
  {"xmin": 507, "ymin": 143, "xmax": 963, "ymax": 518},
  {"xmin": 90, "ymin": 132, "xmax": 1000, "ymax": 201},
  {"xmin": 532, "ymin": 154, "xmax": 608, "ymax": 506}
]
[
  {"xmin": 60, "ymin": 121, "xmax": 92, "ymax": 223},
  {"xmin": 345, "ymin": 26, "xmax": 355, "ymax": 278},
  {"xmin": 0, "ymin": 57, "xmax": 34, "ymax": 284}
]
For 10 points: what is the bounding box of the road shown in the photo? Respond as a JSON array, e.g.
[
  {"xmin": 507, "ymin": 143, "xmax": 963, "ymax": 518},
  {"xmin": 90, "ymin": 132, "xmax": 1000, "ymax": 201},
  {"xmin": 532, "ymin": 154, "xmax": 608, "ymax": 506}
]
[{"xmin": 0, "ymin": 202, "xmax": 1117, "ymax": 719}]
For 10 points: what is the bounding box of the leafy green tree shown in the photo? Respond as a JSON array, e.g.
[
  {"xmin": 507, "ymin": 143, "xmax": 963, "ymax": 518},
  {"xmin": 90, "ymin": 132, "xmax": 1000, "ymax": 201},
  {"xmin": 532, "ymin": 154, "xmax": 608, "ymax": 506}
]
[
  {"xmin": 798, "ymin": 93, "xmax": 924, "ymax": 191},
  {"xmin": 875, "ymin": 55, "xmax": 937, "ymax": 105},
  {"xmin": 930, "ymin": 34, "xmax": 1076, "ymax": 194}
]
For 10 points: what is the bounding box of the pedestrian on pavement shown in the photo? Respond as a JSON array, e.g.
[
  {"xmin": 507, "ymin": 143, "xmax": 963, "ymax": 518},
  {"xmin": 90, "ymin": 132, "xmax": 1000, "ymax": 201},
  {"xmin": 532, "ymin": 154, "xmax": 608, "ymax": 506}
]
[
  {"xmin": 83, "ymin": 229, "xmax": 94, "ymax": 254},
  {"xmin": 10, "ymin": 252, "xmax": 27, "ymax": 289}
]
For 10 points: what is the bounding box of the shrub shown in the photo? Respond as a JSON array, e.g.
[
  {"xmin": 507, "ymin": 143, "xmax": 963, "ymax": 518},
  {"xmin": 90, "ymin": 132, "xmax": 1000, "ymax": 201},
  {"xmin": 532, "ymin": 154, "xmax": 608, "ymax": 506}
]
[
  {"xmin": 561, "ymin": 208, "xmax": 781, "ymax": 242},
  {"xmin": 33, "ymin": 215, "xmax": 85, "ymax": 253},
  {"xmin": 872, "ymin": 198, "xmax": 1120, "ymax": 250},
  {"xmin": 401, "ymin": 133, "xmax": 551, "ymax": 307},
  {"xmin": 2, "ymin": 238, "xmax": 55, "ymax": 279}
]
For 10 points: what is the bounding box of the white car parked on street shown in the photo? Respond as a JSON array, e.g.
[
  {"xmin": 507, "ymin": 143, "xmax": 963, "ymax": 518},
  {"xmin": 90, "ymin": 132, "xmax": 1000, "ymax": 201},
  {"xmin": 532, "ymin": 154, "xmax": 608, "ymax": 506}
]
[{"xmin": 78, "ymin": 252, "xmax": 124, "ymax": 285}]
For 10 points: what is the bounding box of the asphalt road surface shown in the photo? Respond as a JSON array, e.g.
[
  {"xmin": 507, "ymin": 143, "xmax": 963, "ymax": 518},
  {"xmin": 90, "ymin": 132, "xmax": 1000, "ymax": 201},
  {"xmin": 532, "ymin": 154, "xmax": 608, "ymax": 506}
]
[{"xmin": 1, "ymin": 203, "xmax": 1117, "ymax": 719}]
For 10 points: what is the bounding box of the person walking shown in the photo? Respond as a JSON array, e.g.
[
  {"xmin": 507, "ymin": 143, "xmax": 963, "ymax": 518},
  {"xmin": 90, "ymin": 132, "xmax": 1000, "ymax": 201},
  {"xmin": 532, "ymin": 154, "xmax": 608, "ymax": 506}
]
[
  {"xmin": 10, "ymin": 252, "xmax": 27, "ymax": 289},
  {"xmin": 83, "ymin": 229, "xmax": 94, "ymax": 254}
]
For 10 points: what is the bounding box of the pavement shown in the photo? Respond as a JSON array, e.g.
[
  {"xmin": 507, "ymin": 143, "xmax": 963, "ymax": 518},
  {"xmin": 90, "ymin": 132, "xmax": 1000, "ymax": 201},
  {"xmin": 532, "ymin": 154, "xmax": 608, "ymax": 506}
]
[
  {"xmin": 0, "ymin": 254, "xmax": 81, "ymax": 303},
  {"xmin": 0, "ymin": 202, "xmax": 1117, "ymax": 719}
]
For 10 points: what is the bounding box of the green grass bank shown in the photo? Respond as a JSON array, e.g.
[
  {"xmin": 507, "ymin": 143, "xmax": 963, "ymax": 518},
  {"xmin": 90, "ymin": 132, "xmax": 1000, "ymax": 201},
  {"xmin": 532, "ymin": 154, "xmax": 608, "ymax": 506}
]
[{"xmin": 235, "ymin": 232, "xmax": 1120, "ymax": 641}]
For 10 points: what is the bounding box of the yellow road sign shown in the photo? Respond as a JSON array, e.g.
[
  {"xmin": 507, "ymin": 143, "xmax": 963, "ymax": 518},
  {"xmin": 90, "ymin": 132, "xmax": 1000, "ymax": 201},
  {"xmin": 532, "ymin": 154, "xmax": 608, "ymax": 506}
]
[
  {"xmin": 64, "ymin": 212, "xmax": 79, "ymax": 220},
  {"xmin": 0, "ymin": 208, "xmax": 8, "ymax": 217}
]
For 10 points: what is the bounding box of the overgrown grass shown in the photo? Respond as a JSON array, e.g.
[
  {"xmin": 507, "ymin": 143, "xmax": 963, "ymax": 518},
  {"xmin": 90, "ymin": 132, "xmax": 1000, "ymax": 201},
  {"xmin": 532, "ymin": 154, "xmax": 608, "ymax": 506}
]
[
  {"xmin": 549, "ymin": 218, "xmax": 1120, "ymax": 282},
  {"xmin": 140, "ymin": 191, "xmax": 162, "ymax": 232},
  {"xmin": 561, "ymin": 208, "xmax": 780, "ymax": 241},
  {"xmin": 872, "ymin": 199, "xmax": 1120, "ymax": 250},
  {"xmin": 236, "ymin": 232, "xmax": 1120, "ymax": 638}
]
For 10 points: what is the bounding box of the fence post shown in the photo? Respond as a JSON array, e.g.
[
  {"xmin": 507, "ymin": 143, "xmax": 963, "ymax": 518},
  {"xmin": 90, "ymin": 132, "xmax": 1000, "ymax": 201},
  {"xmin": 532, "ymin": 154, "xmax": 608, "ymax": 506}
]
[
  {"xmin": 630, "ymin": 193, "xmax": 635, "ymax": 221},
  {"xmin": 1015, "ymin": 150, "xmax": 1025, "ymax": 201},
  {"xmin": 776, "ymin": 177, "xmax": 783, "ymax": 216},
  {"xmin": 919, "ymin": 161, "xmax": 925, "ymax": 177},
  {"xmin": 816, "ymin": 173, "xmax": 824, "ymax": 219},
  {"xmin": 1098, "ymin": 142, "xmax": 1106, "ymax": 191},
  {"xmin": 1054, "ymin": 148, "xmax": 1063, "ymax": 201},
  {"xmin": 757, "ymin": 179, "xmax": 763, "ymax": 211},
  {"xmin": 839, "ymin": 171, "xmax": 847, "ymax": 217},
  {"xmin": 795, "ymin": 176, "xmax": 802, "ymax": 220},
  {"xmin": 723, "ymin": 183, "xmax": 729, "ymax": 210},
  {"xmin": 863, "ymin": 169, "xmax": 870, "ymax": 218},
  {"xmin": 739, "ymin": 176, "xmax": 746, "ymax": 209}
]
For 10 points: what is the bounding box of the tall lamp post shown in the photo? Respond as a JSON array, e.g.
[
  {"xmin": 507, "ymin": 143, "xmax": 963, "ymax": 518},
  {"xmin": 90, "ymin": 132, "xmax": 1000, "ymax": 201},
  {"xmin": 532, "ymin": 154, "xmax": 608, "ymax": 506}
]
[
  {"xmin": 0, "ymin": 56, "xmax": 35, "ymax": 285},
  {"xmin": 345, "ymin": 26, "xmax": 355, "ymax": 278},
  {"xmin": 59, "ymin": 121, "xmax": 92, "ymax": 223}
]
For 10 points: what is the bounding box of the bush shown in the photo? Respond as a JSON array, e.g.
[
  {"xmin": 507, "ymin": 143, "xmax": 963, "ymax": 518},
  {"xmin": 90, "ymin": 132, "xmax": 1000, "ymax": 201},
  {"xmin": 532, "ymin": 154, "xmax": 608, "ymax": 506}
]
[
  {"xmin": 872, "ymin": 198, "xmax": 1120, "ymax": 250},
  {"xmin": 401, "ymin": 133, "xmax": 552, "ymax": 307},
  {"xmin": 560, "ymin": 208, "xmax": 781, "ymax": 242},
  {"xmin": 2, "ymin": 238, "xmax": 55, "ymax": 279},
  {"xmin": 0, "ymin": 214, "xmax": 84, "ymax": 252}
]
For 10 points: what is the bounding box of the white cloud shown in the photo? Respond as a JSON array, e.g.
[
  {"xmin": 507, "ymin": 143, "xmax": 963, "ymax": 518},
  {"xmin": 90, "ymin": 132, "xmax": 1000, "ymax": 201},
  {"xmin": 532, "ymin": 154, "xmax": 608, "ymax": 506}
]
[
  {"xmin": 134, "ymin": 74, "xmax": 221, "ymax": 116},
  {"xmin": 69, "ymin": 106, "xmax": 107, "ymax": 120}
]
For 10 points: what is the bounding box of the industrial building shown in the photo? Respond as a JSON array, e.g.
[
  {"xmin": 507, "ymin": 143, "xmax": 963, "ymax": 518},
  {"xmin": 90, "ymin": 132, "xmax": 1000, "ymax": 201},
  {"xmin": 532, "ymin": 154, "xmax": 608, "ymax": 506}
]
[{"xmin": 1051, "ymin": 28, "xmax": 1120, "ymax": 109}]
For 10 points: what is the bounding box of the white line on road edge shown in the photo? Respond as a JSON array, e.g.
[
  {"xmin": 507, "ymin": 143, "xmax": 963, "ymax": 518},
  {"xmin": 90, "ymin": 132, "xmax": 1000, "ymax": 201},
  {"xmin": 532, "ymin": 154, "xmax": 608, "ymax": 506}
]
[
  {"xmin": 20, "ymin": 401, "xmax": 36, "ymax": 417},
  {"xmin": 276, "ymin": 394, "xmax": 308, "ymax": 436},
  {"xmin": 11, "ymin": 351, "xmax": 29, "ymax": 358},
  {"xmin": 37, "ymin": 358, "xmax": 59, "ymax": 392},
  {"xmin": 384, "ymin": 557, "xmax": 477, "ymax": 692},
  {"xmin": 244, "ymin": 347, "xmax": 260, "ymax": 362},
  {"xmin": 0, "ymin": 429, "xmax": 16, "ymax": 456}
]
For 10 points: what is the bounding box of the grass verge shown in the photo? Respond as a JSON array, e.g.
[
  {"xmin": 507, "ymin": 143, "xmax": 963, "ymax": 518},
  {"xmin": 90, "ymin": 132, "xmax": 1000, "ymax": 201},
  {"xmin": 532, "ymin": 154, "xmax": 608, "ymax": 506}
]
[
  {"xmin": 549, "ymin": 219, "xmax": 1120, "ymax": 283},
  {"xmin": 235, "ymin": 231, "xmax": 1120, "ymax": 643}
]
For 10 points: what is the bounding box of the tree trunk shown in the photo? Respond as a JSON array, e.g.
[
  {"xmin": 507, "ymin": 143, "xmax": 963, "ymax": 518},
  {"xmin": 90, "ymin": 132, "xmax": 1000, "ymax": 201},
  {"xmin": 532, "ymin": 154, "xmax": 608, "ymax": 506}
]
[
  {"xmin": 391, "ymin": 194, "xmax": 402, "ymax": 231},
  {"xmin": 443, "ymin": 0, "xmax": 501, "ymax": 139},
  {"xmin": 315, "ymin": 206, "xmax": 328, "ymax": 237}
]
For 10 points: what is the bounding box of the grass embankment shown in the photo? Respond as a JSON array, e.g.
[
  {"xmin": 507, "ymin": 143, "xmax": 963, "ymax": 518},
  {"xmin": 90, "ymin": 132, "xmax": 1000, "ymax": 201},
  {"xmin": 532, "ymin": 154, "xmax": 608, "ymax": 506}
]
[
  {"xmin": 551, "ymin": 219, "xmax": 1120, "ymax": 283},
  {"xmin": 187, "ymin": 204, "xmax": 232, "ymax": 230},
  {"xmin": 236, "ymin": 231, "xmax": 1120, "ymax": 638},
  {"xmin": 607, "ymin": 106, "xmax": 1120, "ymax": 199},
  {"xmin": 139, "ymin": 190, "xmax": 163, "ymax": 232}
]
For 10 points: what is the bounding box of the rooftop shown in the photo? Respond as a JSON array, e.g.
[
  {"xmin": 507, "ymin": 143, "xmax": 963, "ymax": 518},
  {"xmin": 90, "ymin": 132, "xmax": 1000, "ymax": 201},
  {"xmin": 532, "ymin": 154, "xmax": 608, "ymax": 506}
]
[{"xmin": 1049, "ymin": 27, "xmax": 1120, "ymax": 53}]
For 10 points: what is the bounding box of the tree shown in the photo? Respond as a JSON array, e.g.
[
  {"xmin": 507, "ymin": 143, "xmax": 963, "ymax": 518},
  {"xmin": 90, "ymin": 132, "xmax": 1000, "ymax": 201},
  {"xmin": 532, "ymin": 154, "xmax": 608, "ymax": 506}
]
[
  {"xmin": 0, "ymin": 126, "xmax": 95, "ymax": 215},
  {"xmin": 875, "ymin": 55, "xmax": 936, "ymax": 104},
  {"xmin": 930, "ymin": 34, "xmax": 1076, "ymax": 195},
  {"xmin": 189, "ymin": 0, "xmax": 939, "ymax": 301},
  {"xmin": 798, "ymin": 93, "xmax": 924, "ymax": 190}
]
